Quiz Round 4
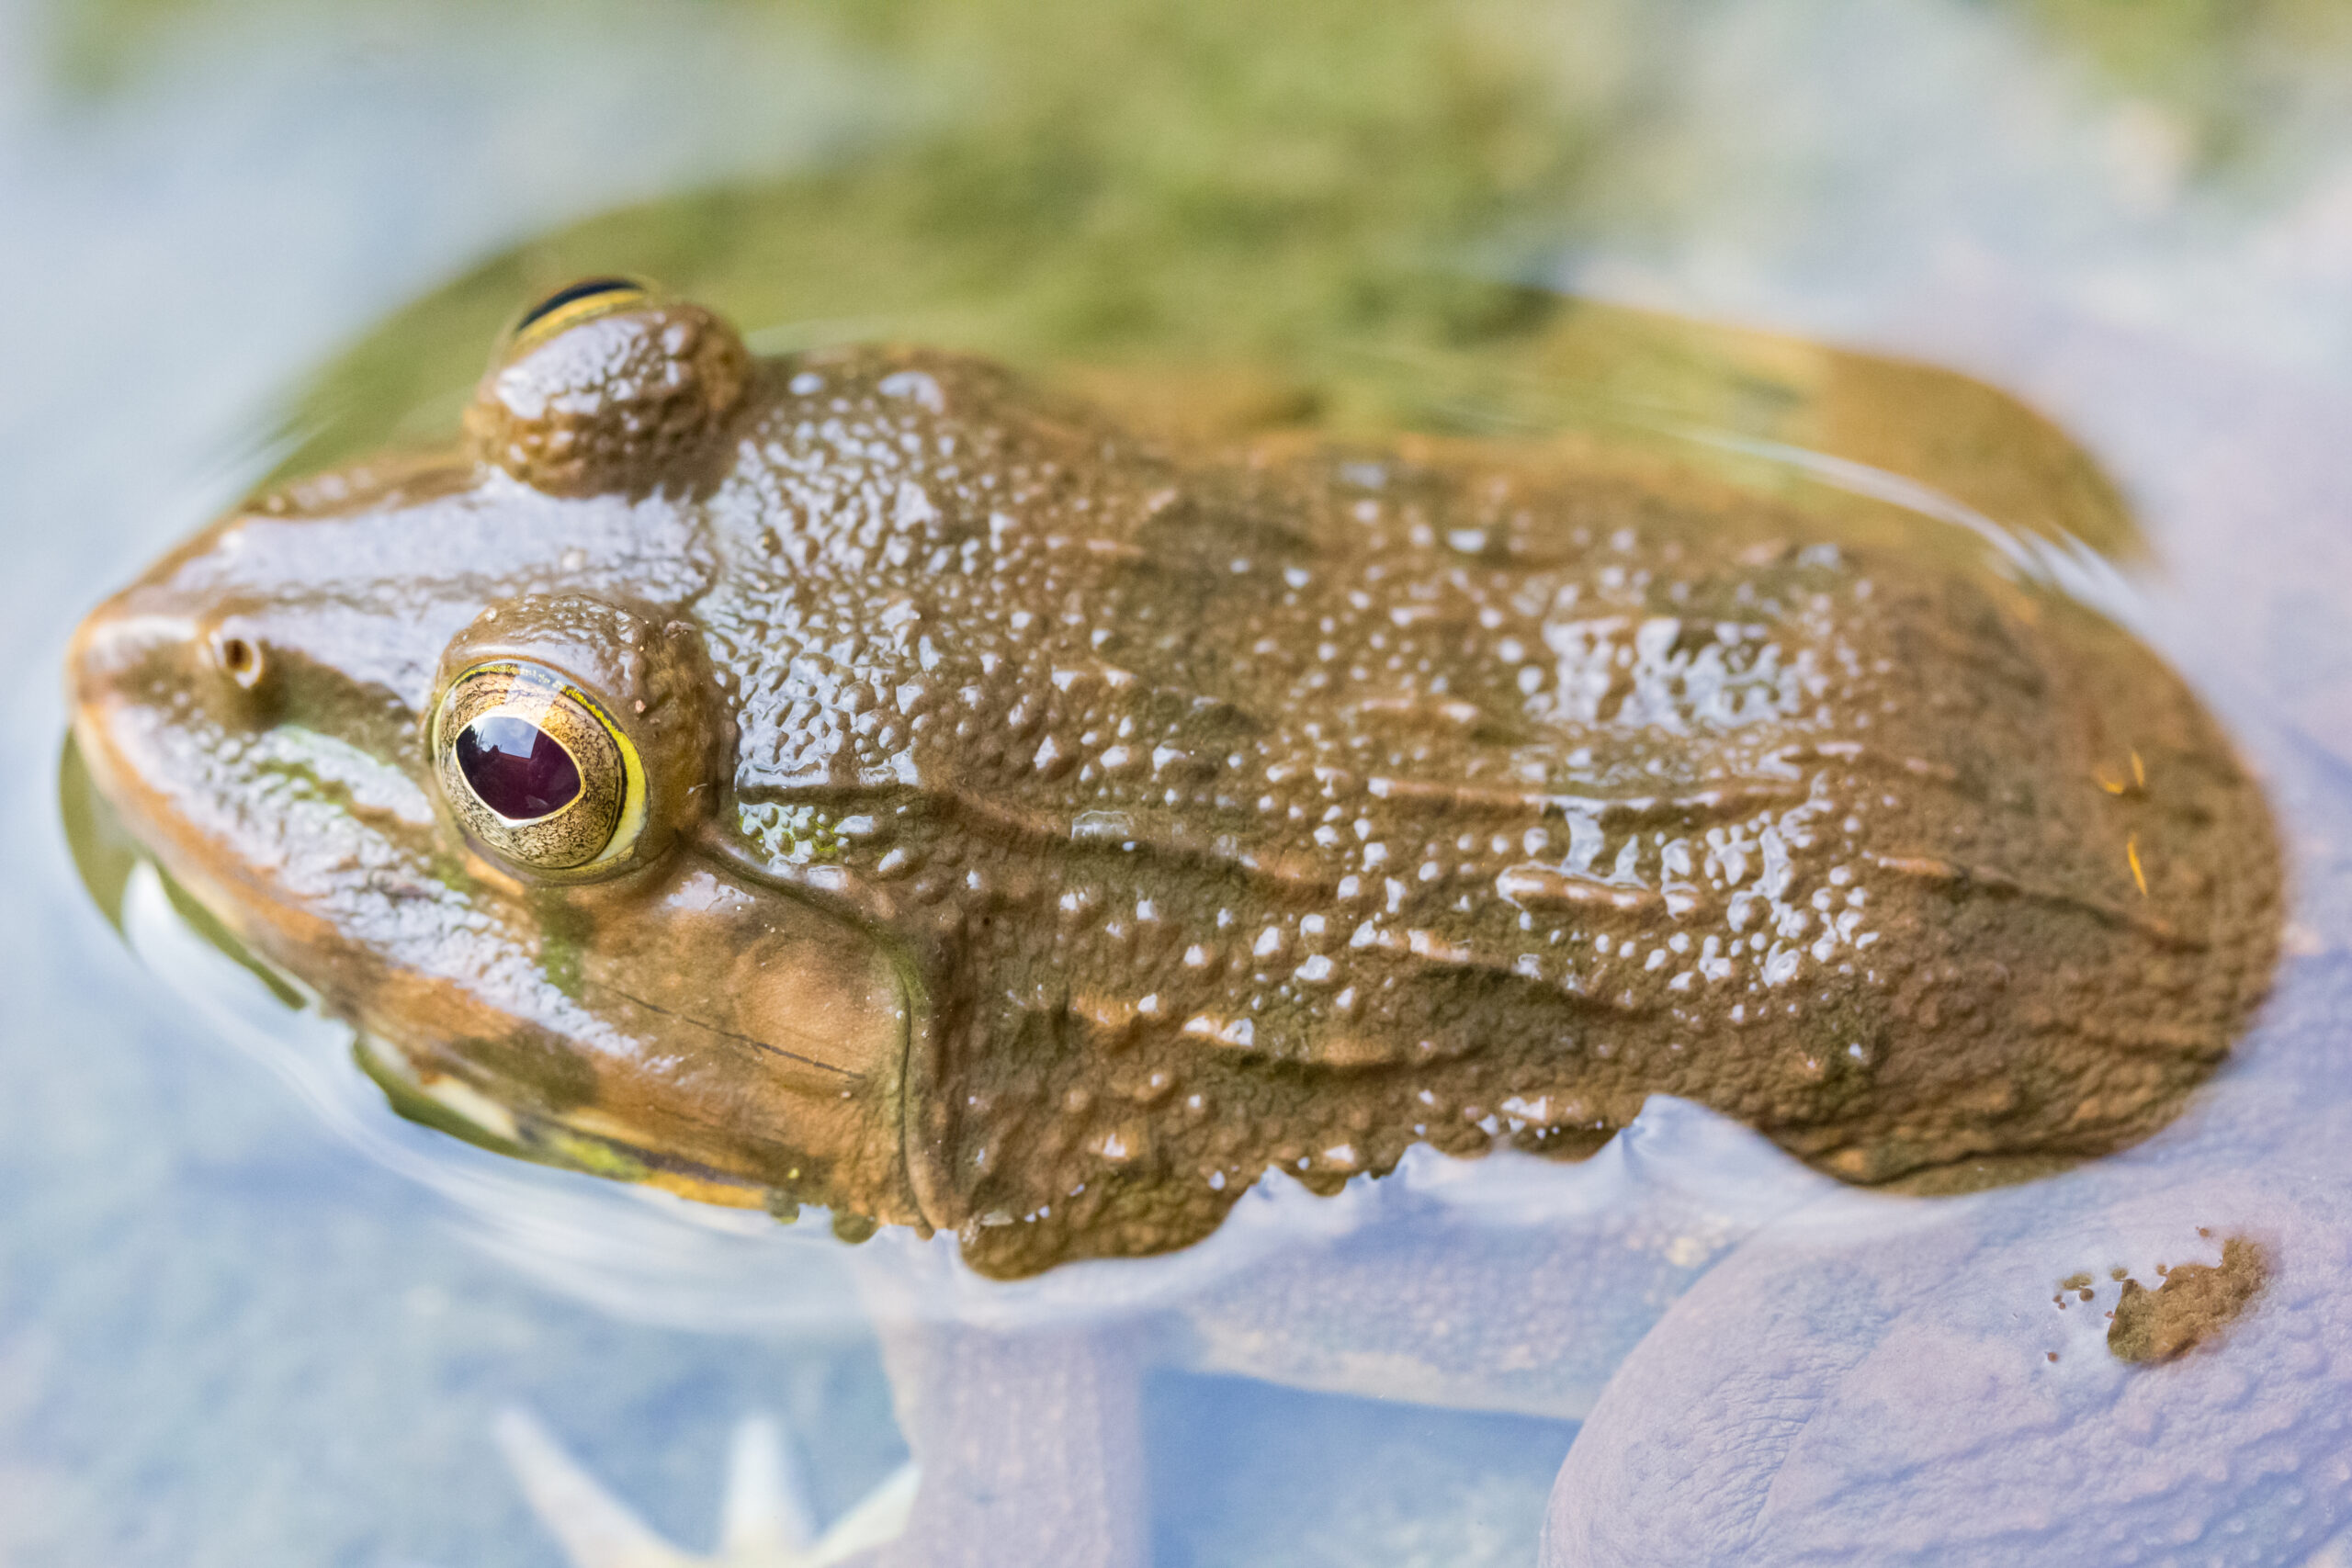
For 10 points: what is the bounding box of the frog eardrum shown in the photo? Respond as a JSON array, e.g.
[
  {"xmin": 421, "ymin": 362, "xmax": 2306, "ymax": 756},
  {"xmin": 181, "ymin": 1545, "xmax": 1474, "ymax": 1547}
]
[{"xmin": 432, "ymin": 661, "xmax": 639, "ymax": 873}]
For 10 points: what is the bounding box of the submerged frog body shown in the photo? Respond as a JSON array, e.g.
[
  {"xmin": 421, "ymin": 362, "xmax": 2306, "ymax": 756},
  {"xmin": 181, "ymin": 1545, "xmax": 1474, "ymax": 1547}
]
[{"xmin": 67, "ymin": 284, "xmax": 2278, "ymax": 1278}]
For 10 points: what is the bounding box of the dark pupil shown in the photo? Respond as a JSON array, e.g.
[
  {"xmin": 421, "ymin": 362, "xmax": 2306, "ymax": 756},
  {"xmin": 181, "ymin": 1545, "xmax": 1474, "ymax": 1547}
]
[
  {"xmin": 456, "ymin": 715, "xmax": 582, "ymax": 820},
  {"xmin": 515, "ymin": 277, "xmax": 642, "ymax": 332}
]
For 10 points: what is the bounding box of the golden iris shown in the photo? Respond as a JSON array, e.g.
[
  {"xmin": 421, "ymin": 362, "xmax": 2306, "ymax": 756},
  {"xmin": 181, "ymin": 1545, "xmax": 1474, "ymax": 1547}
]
[{"xmin": 433, "ymin": 661, "xmax": 642, "ymax": 873}]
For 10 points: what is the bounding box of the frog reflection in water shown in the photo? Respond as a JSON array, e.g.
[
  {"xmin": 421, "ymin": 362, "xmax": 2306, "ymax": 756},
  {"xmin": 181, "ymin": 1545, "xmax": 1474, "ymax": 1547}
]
[{"xmin": 67, "ymin": 283, "xmax": 2281, "ymax": 1559}]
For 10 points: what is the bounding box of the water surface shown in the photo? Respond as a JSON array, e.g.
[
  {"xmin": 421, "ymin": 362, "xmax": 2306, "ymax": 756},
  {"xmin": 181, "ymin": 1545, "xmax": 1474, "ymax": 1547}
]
[{"xmin": 16, "ymin": 2, "xmax": 2352, "ymax": 1562}]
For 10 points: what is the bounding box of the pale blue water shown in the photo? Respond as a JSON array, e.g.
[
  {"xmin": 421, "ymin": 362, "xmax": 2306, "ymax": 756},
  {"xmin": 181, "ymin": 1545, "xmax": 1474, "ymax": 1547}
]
[{"xmin": 15, "ymin": 3, "xmax": 2352, "ymax": 1563}]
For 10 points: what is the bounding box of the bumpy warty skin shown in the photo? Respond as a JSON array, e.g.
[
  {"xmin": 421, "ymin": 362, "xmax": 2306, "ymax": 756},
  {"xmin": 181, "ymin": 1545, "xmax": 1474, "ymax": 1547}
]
[
  {"xmin": 690, "ymin": 346, "xmax": 2276, "ymax": 1278},
  {"xmin": 67, "ymin": 321, "xmax": 2280, "ymax": 1281}
]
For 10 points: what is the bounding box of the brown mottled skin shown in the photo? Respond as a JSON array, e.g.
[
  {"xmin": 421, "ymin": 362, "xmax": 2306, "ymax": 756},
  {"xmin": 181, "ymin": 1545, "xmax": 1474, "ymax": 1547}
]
[{"xmin": 66, "ymin": 289, "xmax": 2279, "ymax": 1280}]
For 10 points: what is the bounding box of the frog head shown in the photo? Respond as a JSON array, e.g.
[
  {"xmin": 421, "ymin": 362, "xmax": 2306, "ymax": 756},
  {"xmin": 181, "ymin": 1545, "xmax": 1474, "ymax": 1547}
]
[{"xmin": 67, "ymin": 282, "xmax": 924, "ymax": 1238}]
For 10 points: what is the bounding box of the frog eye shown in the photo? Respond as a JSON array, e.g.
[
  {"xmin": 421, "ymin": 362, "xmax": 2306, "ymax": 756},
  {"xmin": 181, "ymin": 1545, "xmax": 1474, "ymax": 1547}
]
[
  {"xmin": 463, "ymin": 279, "xmax": 749, "ymax": 498},
  {"xmin": 507, "ymin": 276, "xmax": 655, "ymax": 352},
  {"xmin": 432, "ymin": 661, "xmax": 645, "ymax": 874}
]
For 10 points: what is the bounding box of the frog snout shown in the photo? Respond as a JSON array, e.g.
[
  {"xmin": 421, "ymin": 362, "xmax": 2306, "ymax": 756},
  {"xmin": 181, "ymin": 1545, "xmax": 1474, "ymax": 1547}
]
[
  {"xmin": 69, "ymin": 592, "xmax": 278, "ymax": 729},
  {"xmin": 68, "ymin": 593, "xmax": 189, "ymax": 715},
  {"xmin": 66, "ymin": 595, "xmax": 197, "ymax": 845}
]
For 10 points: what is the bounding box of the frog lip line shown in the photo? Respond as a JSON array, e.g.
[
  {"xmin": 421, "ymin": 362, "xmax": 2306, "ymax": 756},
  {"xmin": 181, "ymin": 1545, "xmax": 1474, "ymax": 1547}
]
[{"xmin": 579, "ymin": 975, "xmax": 864, "ymax": 1084}]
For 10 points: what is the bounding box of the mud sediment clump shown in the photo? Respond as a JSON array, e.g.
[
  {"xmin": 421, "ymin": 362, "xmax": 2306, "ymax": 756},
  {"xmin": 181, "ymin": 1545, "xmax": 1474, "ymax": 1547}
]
[{"xmin": 2108, "ymin": 1235, "xmax": 2269, "ymax": 1364}]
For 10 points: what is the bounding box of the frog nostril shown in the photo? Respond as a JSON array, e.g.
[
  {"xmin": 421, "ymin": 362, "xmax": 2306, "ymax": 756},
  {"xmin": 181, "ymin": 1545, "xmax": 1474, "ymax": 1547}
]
[{"xmin": 209, "ymin": 630, "xmax": 266, "ymax": 691}]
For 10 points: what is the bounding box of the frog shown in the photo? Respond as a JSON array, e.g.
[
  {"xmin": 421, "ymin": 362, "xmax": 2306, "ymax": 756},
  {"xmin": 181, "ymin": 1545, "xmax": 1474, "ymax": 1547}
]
[
  {"xmin": 66, "ymin": 276, "xmax": 2279, "ymax": 1274},
  {"xmin": 64, "ymin": 280, "xmax": 2284, "ymax": 1562}
]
